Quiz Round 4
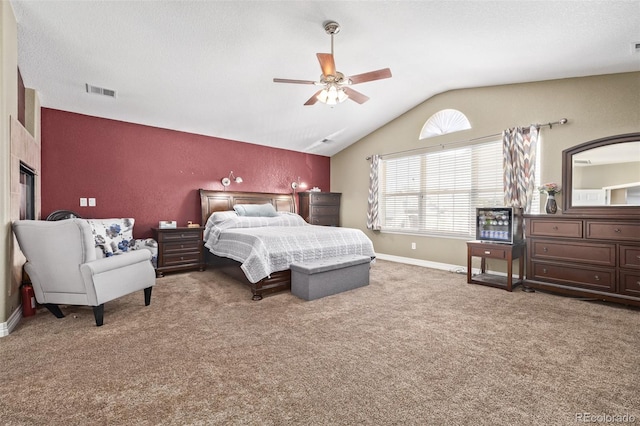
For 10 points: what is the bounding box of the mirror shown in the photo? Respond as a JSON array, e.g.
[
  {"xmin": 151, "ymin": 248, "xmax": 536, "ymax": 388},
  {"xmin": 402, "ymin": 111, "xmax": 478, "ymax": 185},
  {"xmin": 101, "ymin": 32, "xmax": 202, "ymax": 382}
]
[{"xmin": 563, "ymin": 132, "xmax": 640, "ymax": 216}]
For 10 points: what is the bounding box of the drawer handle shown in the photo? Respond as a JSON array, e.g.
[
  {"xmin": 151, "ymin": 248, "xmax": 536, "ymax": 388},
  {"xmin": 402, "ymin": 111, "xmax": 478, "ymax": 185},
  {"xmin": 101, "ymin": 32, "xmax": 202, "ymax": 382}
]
[
  {"xmin": 637, "ymin": 281, "xmax": 640, "ymax": 287},
  {"xmin": 542, "ymin": 247, "xmax": 548, "ymax": 252},
  {"xmin": 594, "ymin": 275, "xmax": 600, "ymax": 281},
  {"xmin": 614, "ymin": 228, "xmax": 621, "ymax": 233},
  {"xmin": 552, "ymin": 226, "xmax": 558, "ymax": 230},
  {"xmin": 181, "ymin": 256, "xmax": 184, "ymax": 260},
  {"xmin": 181, "ymin": 244, "xmax": 184, "ymax": 248},
  {"xmin": 484, "ymin": 251, "xmax": 491, "ymax": 255}
]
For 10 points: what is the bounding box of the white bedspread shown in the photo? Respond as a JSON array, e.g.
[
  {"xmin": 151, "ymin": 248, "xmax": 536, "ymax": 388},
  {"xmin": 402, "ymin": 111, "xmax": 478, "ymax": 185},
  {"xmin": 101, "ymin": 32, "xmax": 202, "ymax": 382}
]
[{"xmin": 204, "ymin": 213, "xmax": 375, "ymax": 283}]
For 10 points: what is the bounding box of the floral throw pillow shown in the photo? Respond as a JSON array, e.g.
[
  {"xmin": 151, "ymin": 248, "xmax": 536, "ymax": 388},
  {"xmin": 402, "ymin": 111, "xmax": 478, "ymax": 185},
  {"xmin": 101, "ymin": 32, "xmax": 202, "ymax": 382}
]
[{"xmin": 85, "ymin": 218, "xmax": 135, "ymax": 257}]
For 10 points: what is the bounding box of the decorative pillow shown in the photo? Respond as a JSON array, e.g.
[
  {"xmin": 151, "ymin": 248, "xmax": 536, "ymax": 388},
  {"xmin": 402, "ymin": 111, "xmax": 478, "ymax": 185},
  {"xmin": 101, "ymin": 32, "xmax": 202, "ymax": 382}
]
[
  {"xmin": 210, "ymin": 210, "xmax": 238, "ymax": 224},
  {"xmin": 233, "ymin": 203, "xmax": 278, "ymax": 217},
  {"xmin": 132, "ymin": 238, "xmax": 158, "ymax": 268},
  {"xmin": 85, "ymin": 218, "xmax": 135, "ymax": 256}
]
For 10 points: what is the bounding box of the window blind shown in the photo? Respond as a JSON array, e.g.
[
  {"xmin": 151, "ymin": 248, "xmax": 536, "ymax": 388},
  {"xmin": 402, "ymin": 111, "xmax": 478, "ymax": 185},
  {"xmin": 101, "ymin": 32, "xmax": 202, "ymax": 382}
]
[{"xmin": 379, "ymin": 139, "xmax": 538, "ymax": 238}]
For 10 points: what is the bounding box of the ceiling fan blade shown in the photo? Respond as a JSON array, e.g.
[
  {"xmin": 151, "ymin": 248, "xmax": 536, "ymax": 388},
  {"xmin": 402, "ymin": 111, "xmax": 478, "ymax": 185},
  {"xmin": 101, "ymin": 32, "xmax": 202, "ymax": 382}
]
[
  {"xmin": 304, "ymin": 90, "xmax": 323, "ymax": 106},
  {"xmin": 316, "ymin": 53, "xmax": 336, "ymax": 77},
  {"xmin": 273, "ymin": 78, "xmax": 317, "ymax": 85},
  {"xmin": 343, "ymin": 87, "xmax": 370, "ymax": 104},
  {"xmin": 348, "ymin": 68, "xmax": 392, "ymax": 85}
]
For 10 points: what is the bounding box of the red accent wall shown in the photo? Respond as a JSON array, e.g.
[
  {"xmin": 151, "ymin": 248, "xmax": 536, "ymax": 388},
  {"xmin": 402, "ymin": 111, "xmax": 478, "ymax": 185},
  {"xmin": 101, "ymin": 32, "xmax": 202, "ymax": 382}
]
[{"xmin": 41, "ymin": 108, "xmax": 330, "ymax": 238}]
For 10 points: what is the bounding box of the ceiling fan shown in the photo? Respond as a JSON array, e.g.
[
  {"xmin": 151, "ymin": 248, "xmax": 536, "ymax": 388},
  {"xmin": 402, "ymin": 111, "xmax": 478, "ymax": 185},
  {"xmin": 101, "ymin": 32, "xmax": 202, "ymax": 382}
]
[{"xmin": 273, "ymin": 21, "xmax": 392, "ymax": 106}]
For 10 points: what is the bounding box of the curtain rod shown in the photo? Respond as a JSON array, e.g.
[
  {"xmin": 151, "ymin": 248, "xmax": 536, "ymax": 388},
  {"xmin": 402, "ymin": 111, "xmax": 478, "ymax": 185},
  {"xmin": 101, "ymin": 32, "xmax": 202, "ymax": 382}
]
[{"xmin": 365, "ymin": 118, "xmax": 568, "ymax": 160}]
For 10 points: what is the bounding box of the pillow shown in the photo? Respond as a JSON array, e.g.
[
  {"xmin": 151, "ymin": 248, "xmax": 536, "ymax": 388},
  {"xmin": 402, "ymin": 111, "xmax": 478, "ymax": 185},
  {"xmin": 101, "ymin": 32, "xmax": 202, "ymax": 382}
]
[
  {"xmin": 233, "ymin": 203, "xmax": 278, "ymax": 217},
  {"xmin": 210, "ymin": 210, "xmax": 238, "ymax": 224},
  {"xmin": 85, "ymin": 218, "xmax": 135, "ymax": 256}
]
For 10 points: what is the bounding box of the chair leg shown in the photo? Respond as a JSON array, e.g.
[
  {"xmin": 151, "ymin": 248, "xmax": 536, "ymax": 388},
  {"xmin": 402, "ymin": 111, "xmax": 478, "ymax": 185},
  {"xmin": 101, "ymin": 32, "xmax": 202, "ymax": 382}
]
[
  {"xmin": 43, "ymin": 304, "xmax": 65, "ymax": 318},
  {"xmin": 144, "ymin": 287, "xmax": 153, "ymax": 306},
  {"xmin": 92, "ymin": 304, "xmax": 104, "ymax": 327}
]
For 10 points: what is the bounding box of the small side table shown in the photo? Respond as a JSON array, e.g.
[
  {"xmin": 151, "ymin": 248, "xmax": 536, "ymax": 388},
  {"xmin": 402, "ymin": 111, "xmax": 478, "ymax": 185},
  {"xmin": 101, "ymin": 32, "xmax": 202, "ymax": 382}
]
[
  {"xmin": 153, "ymin": 227, "xmax": 206, "ymax": 277},
  {"xmin": 466, "ymin": 240, "xmax": 525, "ymax": 292}
]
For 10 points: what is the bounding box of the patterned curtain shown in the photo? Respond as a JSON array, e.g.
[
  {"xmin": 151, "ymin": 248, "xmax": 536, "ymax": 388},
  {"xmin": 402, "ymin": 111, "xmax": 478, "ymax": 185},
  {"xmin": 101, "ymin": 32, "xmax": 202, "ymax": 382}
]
[
  {"xmin": 503, "ymin": 125, "xmax": 538, "ymax": 212},
  {"xmin": 367, "ymin": 155, "xmax": 381, "ymax": 230}
]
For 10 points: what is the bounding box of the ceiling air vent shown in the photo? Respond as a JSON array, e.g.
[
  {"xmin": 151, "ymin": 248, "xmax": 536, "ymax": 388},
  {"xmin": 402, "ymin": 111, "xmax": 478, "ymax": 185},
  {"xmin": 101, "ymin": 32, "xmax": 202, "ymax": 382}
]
[{"xmin": 85, "ymin": 84, "xmax": 116, "ymax": 98}]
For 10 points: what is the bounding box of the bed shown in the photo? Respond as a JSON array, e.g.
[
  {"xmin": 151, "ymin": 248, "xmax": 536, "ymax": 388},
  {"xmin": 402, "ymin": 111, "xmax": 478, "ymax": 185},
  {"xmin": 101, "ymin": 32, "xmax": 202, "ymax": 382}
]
[{"xmin": 199, "ymin": 189, "xmax": 375, "ymax": 300}]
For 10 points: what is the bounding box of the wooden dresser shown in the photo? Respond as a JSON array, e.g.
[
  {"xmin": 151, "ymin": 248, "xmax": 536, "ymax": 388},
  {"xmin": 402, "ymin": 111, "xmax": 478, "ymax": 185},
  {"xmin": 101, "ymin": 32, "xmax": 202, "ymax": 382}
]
[
  {"xmin": 298, "ymin": 192, "xmax": 341, "ymax": 226},
  {"xmin": 524, "ymin": 214, "xmax": 640, "ymax": 306},
  {"xmin": 153, "ymin": 227, "xmax": 205, "ymax": 277}
]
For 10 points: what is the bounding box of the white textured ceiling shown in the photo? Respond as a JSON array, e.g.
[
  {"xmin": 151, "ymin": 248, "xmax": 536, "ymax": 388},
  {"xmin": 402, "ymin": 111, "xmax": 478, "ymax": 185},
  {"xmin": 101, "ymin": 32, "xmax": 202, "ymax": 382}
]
[{"xmin": 10, "ymin": 1, "xmax": 640, "ymax": 157}]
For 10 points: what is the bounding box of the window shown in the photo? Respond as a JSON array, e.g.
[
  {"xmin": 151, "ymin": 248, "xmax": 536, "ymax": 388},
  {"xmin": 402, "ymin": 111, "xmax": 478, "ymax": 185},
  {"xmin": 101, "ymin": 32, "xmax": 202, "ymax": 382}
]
[{"xmin": 379, "ymin": 140, "xmax": 540, "ymax": 238}]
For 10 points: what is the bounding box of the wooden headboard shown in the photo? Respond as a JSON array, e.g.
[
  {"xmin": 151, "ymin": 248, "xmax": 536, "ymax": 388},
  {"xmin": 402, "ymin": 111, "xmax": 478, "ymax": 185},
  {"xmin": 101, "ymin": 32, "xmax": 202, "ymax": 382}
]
[{"xmin": 199, "ymin": 189, "xmax": 296, "ymax": 224}]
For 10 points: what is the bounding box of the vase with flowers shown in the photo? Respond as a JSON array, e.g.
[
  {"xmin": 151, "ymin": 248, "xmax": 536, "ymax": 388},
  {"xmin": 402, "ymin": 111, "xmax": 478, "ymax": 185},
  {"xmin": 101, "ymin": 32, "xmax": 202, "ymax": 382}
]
[{"xmin": 538, "ymin": 183, "xmax": 561, "ymax": 214}]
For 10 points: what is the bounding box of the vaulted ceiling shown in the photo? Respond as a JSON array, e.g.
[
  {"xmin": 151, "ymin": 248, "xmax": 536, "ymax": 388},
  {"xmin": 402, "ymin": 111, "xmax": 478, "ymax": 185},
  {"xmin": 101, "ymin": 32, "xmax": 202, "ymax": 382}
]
[{"xmin": 11, "ymin": 1, "xmax": 640, "ymax": 156}]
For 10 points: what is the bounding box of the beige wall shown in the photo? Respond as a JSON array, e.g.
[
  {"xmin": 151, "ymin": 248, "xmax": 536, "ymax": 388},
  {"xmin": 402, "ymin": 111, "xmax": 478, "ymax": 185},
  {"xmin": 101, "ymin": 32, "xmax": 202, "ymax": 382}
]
[
  {"xmin": 1, "ymin": 1, "xmax": 19, "ymax": 327},
  {"xmin": 331, "ymin": 72, "xmax": 640, "ymax": 270},
  {"xmin": 1, "ymin": 3, "xmax": 41, "ymax": 332}
]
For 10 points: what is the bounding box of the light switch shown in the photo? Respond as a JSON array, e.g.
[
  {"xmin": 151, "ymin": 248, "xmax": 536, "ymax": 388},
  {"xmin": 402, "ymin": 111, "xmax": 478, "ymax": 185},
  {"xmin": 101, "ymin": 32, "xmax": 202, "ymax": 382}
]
[
  {"xmin": 80, "ymin": 198, "xmax": 88, "ymax": 207},
  {"xmin": 88, "ymin": 198, "xmax": 96, "ymax": 207}
]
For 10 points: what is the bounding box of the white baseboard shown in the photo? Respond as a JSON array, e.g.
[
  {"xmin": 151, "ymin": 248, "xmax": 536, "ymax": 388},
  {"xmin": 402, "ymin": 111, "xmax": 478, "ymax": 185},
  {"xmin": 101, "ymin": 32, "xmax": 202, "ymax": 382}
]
[
  {"xmin": 375, "ymin": 253, "xmax": 465, "ymax": 273},
  {"xmin": 0, "ymin": 306, "xmax": 23, "ymax": 337},
  {"xmin": 374, "ymin": 253, "xmax": 507, "ymax": 277}
]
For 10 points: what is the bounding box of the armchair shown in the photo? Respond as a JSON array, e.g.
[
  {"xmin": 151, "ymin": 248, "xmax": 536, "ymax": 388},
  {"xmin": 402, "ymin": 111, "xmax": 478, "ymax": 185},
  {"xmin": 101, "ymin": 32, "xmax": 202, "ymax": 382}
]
[{"xmin": 12, "ymin": 219, "xmax": 156, "ymax": 326}]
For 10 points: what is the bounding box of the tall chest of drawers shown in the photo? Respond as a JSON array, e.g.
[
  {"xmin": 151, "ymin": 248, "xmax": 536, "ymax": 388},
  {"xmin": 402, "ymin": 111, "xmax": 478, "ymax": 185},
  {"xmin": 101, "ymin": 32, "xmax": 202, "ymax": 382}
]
[
  {"xmin": 298, "ymin": 192, "xmax": 341, "ymax": 226},
  {"xmin": 524, "ymin": 215, "xmax": 640, "ymax": 306}
]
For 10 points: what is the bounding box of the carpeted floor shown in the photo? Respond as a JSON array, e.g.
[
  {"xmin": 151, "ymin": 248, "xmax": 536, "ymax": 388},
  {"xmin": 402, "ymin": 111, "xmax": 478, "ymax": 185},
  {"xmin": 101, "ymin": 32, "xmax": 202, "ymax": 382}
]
[{"xmin": 1, "ymin": 260, "xmax": 639, "ymax": 425}]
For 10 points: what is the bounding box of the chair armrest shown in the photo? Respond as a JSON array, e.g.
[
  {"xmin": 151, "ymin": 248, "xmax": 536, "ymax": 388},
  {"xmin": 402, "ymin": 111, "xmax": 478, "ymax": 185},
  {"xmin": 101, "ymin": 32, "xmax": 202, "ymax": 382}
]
[
  {"xmin": 81, "ymin": 250, "xmax": 151, "ymax": 275},
  {"xmin": 79, "ymin": 248, "xmax": 155, "ymax": 306}
]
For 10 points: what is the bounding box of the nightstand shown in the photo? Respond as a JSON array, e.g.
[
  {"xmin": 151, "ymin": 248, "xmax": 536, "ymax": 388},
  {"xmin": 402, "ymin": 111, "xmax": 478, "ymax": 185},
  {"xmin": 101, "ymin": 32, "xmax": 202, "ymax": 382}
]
[
  {"xmin": 152, "ymin": 227, "xmax": 205, "ymax": 277},
  {"xmin": 466, "ymin": 240, "xmax": 525, "ymax": 291}
]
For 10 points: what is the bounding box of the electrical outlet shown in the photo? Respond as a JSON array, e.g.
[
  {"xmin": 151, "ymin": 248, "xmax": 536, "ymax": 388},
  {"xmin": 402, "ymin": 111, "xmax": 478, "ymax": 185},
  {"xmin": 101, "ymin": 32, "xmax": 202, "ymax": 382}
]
[
  {"xmin": 80, "ymin": 198, "xmax": 87, "ymax": 207},
  {"xmin": 411, "ymin": 242, "xmax": 416, "ymax": 250},
  {"xmin": 88, "ymin": 198, "xmax": 96, "ymax": 207}
]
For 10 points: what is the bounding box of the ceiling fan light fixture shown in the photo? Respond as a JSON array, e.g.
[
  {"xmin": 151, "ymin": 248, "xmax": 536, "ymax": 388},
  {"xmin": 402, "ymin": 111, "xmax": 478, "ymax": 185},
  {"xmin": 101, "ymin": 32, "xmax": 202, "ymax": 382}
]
[
  {"xmin": 317, "ymin": 84, "xmax": 348, "ymax": 105},
  {"xmin": 273, "ymin": 20, "xmax": 391, "ymax": 106}
]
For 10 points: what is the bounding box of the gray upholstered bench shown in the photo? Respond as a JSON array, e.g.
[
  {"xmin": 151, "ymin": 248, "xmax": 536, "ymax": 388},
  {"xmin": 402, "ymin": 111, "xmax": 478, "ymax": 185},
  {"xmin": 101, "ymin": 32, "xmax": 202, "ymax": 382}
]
[{"xmin": 290, "ymin": 255, "xmax": 371, "ymax": 301}]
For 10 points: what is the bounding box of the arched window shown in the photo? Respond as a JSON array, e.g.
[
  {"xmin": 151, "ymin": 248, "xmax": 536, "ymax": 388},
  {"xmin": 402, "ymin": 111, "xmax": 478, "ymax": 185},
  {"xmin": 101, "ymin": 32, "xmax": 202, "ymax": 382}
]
[{"xmin": 419, "ymin": 109, "xmax": 471, "ymax": 140}]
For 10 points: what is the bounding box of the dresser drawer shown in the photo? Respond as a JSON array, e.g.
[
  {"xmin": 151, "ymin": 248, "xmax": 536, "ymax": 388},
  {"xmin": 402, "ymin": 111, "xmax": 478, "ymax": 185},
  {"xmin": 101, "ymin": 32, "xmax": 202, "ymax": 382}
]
[
  {"xmin": 309, "ymin": 215, "xmax": 340, "ymax": 226},
  {"xmin": 530, "ymin": 261, "xmax": 615, "ymax": 292},
  {"xmin": 163, "ymin": 252, "xmax": 202, "ymax": 267},
  {"xmin": 310, "ymin": 205, "xmax": 340, "ymax": 216},
  {"xmin": 309, "ymin": 192, "xmax": 341, "ymax": 205},
  {"xmin": 528, "ymin": 219, "xmax": 583, "ymax": 238},
  {"xmin": 620, "ymin": 245, "xmax": 640, "ymax": 269},
  {"xmin": 586, "ymin": 222, "xmax": 640, "ymax": 242},
  {"xmin": 620, "ymin": 270, "xmax": 640, "ymax": 297},
  {"xmin": 530, "ymin": 239, "xmax": 615, "ymax": 266},
  {"xmin": 157, "ymin": 230, "xmax": 201, "ymax": 242},
  {"xmin": 469, "ymin": 245, "xmax": 507, "ymax": 259},
  {"xmin": 162, "ymin": 240, "xmax": 201, "ymax": 255}
]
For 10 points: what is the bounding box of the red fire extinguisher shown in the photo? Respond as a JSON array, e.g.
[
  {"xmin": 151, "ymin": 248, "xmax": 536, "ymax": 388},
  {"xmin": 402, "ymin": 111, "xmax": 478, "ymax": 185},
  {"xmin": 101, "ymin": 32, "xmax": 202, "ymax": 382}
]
[{"xmin": 21, "ymin": 284, "xmax": 37, "ymax": 317}]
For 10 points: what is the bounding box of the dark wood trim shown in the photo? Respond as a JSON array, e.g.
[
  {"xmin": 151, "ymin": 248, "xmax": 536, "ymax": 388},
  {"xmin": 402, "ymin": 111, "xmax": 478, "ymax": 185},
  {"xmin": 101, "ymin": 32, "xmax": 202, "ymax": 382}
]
[
  {"xmin": 562, "ymin": 132, "xmax": 640, "ymax": 217},
  {"xmin": 522, "ymin": 280, "xmax": 640, "ymax": 308},
  {"xmin": 199, "ymin": 189, "xmax": 295, "ymax": 225}
]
